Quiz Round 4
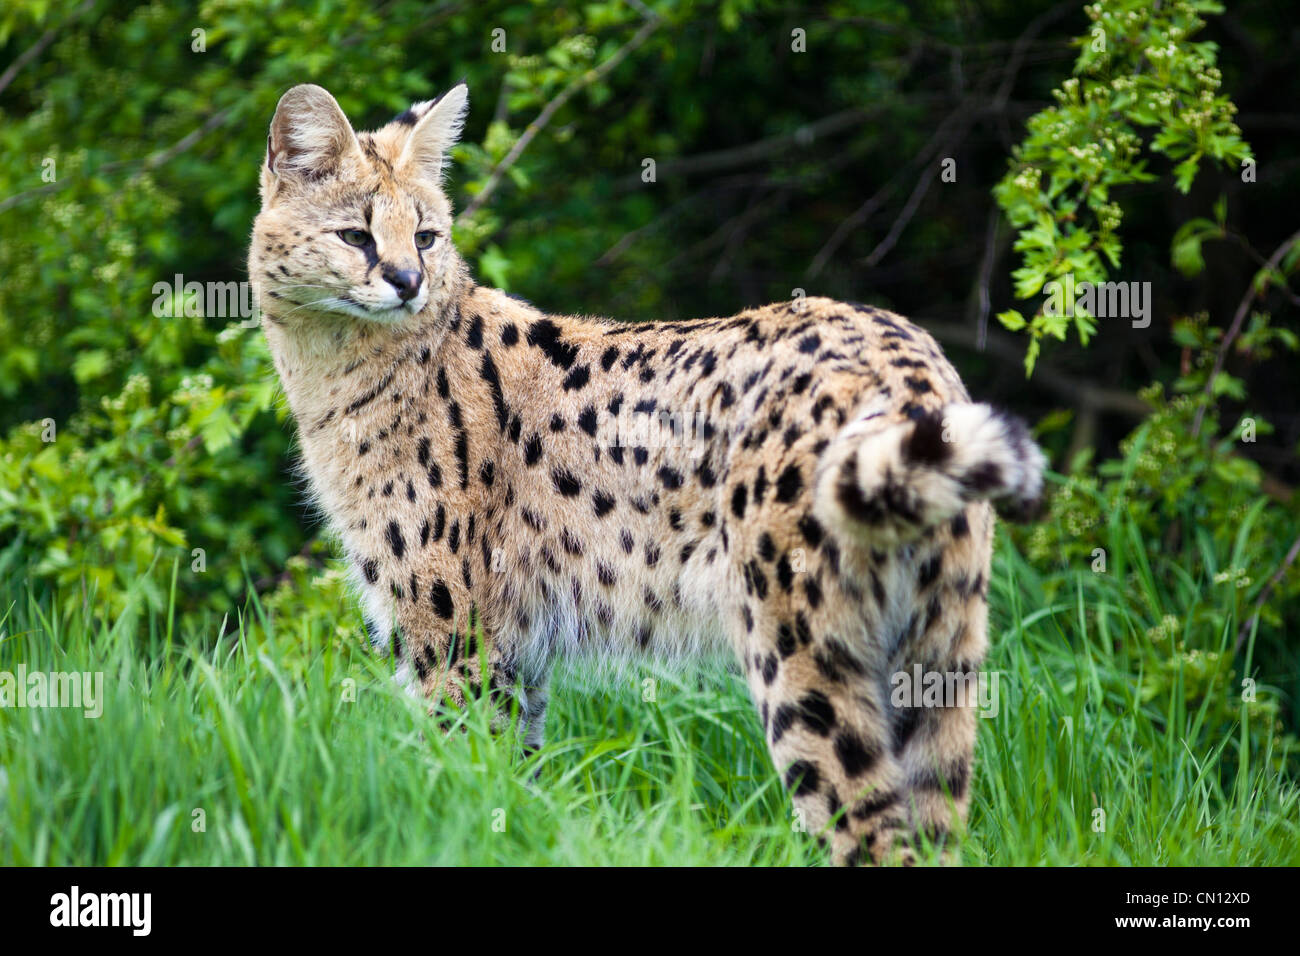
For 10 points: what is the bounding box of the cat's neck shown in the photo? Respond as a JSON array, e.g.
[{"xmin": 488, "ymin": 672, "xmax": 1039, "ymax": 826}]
[{"xmin": 260, "ymin": 268, "xmax": 470, "ymax": 425}]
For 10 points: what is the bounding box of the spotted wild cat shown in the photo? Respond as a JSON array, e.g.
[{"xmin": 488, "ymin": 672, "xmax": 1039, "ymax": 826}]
[{"xmin": 250, "ymin": 83, "xmax": 1045, "ymax": 865}]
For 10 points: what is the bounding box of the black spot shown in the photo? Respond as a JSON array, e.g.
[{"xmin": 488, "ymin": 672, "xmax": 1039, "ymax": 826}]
[
  {"xmin": 552, "ymin": 467, "xmax": 582, "ymax": 496},
  {"xmin": 386, "ymin": 521, "xmax": 406, "ymax": 558},
  {"xmin": 429, "ymin": 581, "xmax": 454, "ymax": 619},
  {"xmin": 905, "ymin": 411, "xmax": 950, "ymax": 466},
  {"xmin": 834, "ymin": 730, "xmax": 880, "ymax": 777},
  {"xmin": 771, "ymin": 704, "xmax": 797, "ymax": 743},
  {"xmin": 501, "ymin": 323, "xmax": 518, "ymax": 346},
  {"xmin": 593, "ymin": 491, "xmax": 616, "ymax": 517},
  {"xmin": 465, "ymin": 315, "xmax": 483, "ymax": 349},
  {"xmin": 774, "ymin": 464, "xmax": 803, "ymax": 503},
  {"xmin": 798, "ymin": 691, "xmax": 836, "ymax": 736},
  {"xmin": 524, "ymin": 434, "xmax": 543, "ymax": 466},
  {"xmin": 962, "ymin": 461, "xmax": 1003, "ymax": 493},
  {"xmin": 761, "ymin": 653, "xmax": 778, "ymax": 684},
  {"xmin": 797, "ymin": 514, "xmax": 824, "ymax": 547},
  {"xmin": 918, "ymin": 553, "xmax": 942, "ymax": 589},
  {"xmin": 526, "ymin": 319, "xmax": 579, "ymax": 370},
  {"xmin": 851, "ymin": 789, "xmax": 901, "ymax": 820},
  {"xmin": 776, "ymin": 555, "xmax": 794, "ymax": 591},
  {"xmin": 784, "ymin": 760, "xmax": 820, "ymax": 796},
  {"xmin": 805, "ymin": 576, "xmax": 823, "ymax": 609},
  {"xmin": 480, "ymin": 351, "xmax": 509, "ymax": 431},
  {"xmin": 361, "ymin": 558, "xmax": 379, "ymax": 584},
  {"xmin": 757, "ymin": 533, "xmax": 776, "ymax": 561},
  {"xmin": 776, "ymin": 623, "xmax": 796, "ymax": 658},
  {"xmin": 562, "ymin": 365, "xmax": 590, "ymax": 391},
  {"xmin": 550, "ymin": 414, "xmax": 566, "ymax": 432},
  {"xmin": 561, "ymin": 529, "xmax": 583, "ymax": 556},
  {"xmin": 578, "ymin": 405, "xmax": 598, "ymax": 436},
  {"xmin": 731, "ymin": 484, "xmax": 748, "ymax": 518},
  {"xmin": 658, "ymin": 466, "xmax": 683, "ymax": 490},
  {"xmin": 600, "ymin": 346, "xmax": 619, "ymax": 371}
]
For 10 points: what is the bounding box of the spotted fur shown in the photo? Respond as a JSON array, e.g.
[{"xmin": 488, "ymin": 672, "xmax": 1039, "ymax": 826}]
[{"xmin": 250, "ymin": 84, "xmax": 1046, "ymax": 865}]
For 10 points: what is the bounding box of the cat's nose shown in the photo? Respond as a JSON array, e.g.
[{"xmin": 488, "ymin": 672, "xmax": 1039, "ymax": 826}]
[{"xmin": 381, "ymin": 265, "xmax": 421, "ymax": 302}]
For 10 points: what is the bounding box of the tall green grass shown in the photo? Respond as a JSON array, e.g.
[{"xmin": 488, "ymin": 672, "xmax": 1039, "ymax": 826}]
[{"xmin": 0, "ymin": 518, "xmax": 1296, "ymax": 865}]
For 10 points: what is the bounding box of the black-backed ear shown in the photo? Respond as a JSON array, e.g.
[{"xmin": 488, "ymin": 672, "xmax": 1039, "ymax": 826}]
[
  {"xmin": 267, "ymin": 84, "xmax": 363, "ymax": 181},
  {"xmin": 397, "ymin": 83, "xmax": 468, "ymax": 181}
]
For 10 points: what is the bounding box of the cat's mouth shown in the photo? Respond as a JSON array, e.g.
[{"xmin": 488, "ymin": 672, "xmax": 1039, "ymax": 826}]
[{"xmin": 311, "ymin": 289, "xmax": 426, "ymax": 323}]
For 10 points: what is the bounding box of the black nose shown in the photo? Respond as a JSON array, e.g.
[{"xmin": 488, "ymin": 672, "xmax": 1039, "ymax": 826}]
[{"xmin": 382, "ymin": 266, "xmax": 421, "ymax": 302}]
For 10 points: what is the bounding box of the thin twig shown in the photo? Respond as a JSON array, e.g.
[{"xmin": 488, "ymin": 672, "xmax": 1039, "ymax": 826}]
[
  {"xmin": 862, "ymin": 106, "xmax": 979, "ymax": 268},
  {"xmin": 458, "ymin": 14, "xmax": 662, "ymax": 221},
  {"xmin": 1190, "ymin": 228, "xmax": 1300, "ymax": 437},
  {"xmin": 974, "ymin": 205, "xmax": 1003, "ymax": 350},
  {"xmin": 923, "ymin": 318, "xmax": 1152, "ymax": 416},
  {"xmin": 0, "ymin": 106, "xmax": 235, "ymax": 215},
  {"xmin": 806, "ymin": 101, "xmax": 972, "ymax": 278},
  {"xmin": 1236, "ymin": 533, "xmax": 1300, "ymax": 650},
  {"xmin": 0, "ymin": 0, "xmax": 96, "ymax": 98}
]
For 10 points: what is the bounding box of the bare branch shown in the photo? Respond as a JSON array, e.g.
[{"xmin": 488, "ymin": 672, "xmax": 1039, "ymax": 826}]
[
  {"xmin": 1191, "ymin": 228, "xmax": 1300, "ymax": 437},
  {"xmin": 0, "ymin": 106, "xmax": 234, "ymax": 215},
  {"xmin": 615, "ymin": 106, "xmax": 881, "ymax": 189},
  {"xmin": 1237, "ymin": 532, "xmax": 1300, "ymax": 650},
  {"xmin": 923, "ymin": 318, "xmax": 1152, "ymax": 417},
  {"xmin": 0, "ymin": 0, "xmax": 96, "ymax": 98},
  {"xmin": 458, "ymin": 15, "xmax": 662, "ymax": 221}
]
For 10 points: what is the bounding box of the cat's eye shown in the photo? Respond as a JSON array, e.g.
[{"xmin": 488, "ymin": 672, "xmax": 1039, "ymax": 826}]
[
  {"xmin": 415, "ymin": 230, "xmax": 438, "ymax": 250},
  {"xmin": 339, "ymin": 229, "xmax": 371, "ymax": 247}
]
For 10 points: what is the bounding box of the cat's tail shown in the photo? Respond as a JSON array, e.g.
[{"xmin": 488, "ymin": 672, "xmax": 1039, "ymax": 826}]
[{"xmin": 812, "ymin": 402, "xmax": 1046, "ymax": 546}]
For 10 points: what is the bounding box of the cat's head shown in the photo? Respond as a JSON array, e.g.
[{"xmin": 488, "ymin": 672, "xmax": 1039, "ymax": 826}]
[{"xmin": 251, "ymin": 83, "xmax": 468, "ymax": 328}]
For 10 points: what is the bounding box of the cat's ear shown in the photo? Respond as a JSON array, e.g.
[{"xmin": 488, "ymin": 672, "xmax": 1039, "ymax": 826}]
[
  {"xmin": 266, "ymin": 85, "xmax": 362, "ymax": 182},
  {"xmin": 397, "ymin": 83, "xmax": 468, "ymax": 180}
]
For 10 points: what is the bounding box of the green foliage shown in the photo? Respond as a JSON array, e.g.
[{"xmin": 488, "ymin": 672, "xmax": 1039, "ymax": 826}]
[
  {"xmin": 995, "ymin": 0, "xmax": 1253, "ymax": 372},
  {"xmin": 1021, "ymin": 372, "xmax": 1300, "ymax": 771}
]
